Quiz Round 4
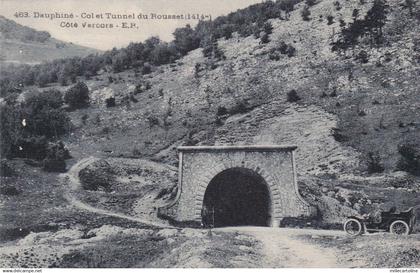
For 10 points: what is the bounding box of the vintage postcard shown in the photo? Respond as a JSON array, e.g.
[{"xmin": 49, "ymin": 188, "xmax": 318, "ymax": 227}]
[{"xmin": 0, "ymin": 0, "xmax": 419, "ymax": 270}]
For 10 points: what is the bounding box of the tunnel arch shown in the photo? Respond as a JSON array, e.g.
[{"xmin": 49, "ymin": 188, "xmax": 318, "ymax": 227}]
[
  {"xmin": 201, "ymin": 167, "xmax": 272, "ymax": 227},
  {"xmin": 157, "ymin": 146, "xmax": 314, "ymax": 227}
]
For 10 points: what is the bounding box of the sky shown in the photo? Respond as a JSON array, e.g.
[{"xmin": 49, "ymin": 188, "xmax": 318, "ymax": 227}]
[{"xmin": 0, "ymin": 0, "xmax": 262, "ymax": 50}]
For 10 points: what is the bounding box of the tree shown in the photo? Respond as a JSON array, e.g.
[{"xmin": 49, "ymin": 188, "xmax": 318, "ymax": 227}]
[
  {"xmin": 287, "ymin": 90, "xmax": 301, "ymax": 102},
  {"xmin": 279, "ymin": 0, "xmax": 299, "ymax": 20},
  {"xmin": 22, "ymin": 90, "xmax": 70, "ymax": 138},
  {"xmin": 305, "ymin": 0, "xmax": 317, "ymax": 7},
  {"xmin": 263, "ymin": 22, "xmax": 273, "ymax": 35},
  {"xmin": 365, "ymin": 0, "xmax": 389, "ymax": 45},
  {"xmin": 64, "ymin": 82, "xmax": 90, "ymax": 109},
  {"xmin": 173, "ymin": 24, "xmax": 200, "ymax": 55},
  {"xmin": 111, "ymin": 50, "xmax": 130, "ymax": 73}
]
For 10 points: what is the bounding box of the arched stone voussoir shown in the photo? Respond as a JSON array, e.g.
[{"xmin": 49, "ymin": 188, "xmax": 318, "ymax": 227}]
[{"xmin": 159, "ymin": 145, "xmax": 313, "ymax": 226}]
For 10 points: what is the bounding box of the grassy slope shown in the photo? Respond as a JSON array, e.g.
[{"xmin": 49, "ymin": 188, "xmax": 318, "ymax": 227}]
[{"xmin": 0, "ymin": 38, "xmax": 99, "ymax": 65}]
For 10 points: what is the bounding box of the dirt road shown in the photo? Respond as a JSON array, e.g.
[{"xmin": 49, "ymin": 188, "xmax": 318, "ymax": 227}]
[
  {"xmin": 60, "ymin": 157, "xmax": 173, "ymax": 229},
  {"xmin": 217, "ymin": 226, "xmax": 344, "ymax": 267}
]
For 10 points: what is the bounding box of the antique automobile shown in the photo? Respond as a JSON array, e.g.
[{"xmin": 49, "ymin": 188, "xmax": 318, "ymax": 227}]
[{"xmin": 343, "ymin": 207, "xmax": 416, "ymax": 236}]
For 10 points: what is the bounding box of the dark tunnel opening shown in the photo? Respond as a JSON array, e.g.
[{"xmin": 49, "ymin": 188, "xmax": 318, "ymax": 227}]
[{"xmin": 201, "ymin": 167, "xmax": 271, "ymax": 227}]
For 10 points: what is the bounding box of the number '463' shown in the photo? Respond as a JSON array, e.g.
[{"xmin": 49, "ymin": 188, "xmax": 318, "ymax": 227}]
[{"xmin": 14, "ymin": 12, "xmax": 29, "ymax": 18}]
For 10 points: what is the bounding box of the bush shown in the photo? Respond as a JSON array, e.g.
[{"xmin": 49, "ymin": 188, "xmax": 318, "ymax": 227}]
[
  {"xmin": 273, "ymin": 41, "xmax": 296, "ymax": 57},
  {"xmin": 173, "ymin": 24, "xmax": 200, "ymax": 55},
  {"xmin": 301, "ymin": 6, "xmax": 311, "ymax": 21},
  {"xmin": 263, "ymin": 22, "xmax": 273, "ymax": 35},
  {"xmin": 260, "ymin": 33, "xmax": 270, "ymax": 44},
  {"xmin": 134, "ymin": 80, "xmax": 151, "ymax": 95},
  {"xmin": 21, "ymin": 106, "xmax": 71, "ymax": 138},
  {"xmin": 305, "ymin": 0, "xmax": 317, "ymax": 6},
  {"xmin": 13, "ymin": 136, "xmax": 48, "ymax": 160},
  {"xmin": 327, "ymin": 15, "xmax": 334, "ymax": 25},
  {"xmin": 64, "ymin": 82, "xmax": 90, "ymax": 109},
  {"xmin": 397, "ymin": 145, "xmax": 420, "ymax": 176},
  {"xmin": 0, "ymin": 91, "xmax": 71, "ymax": 160},
  {"xmin": 216, "ymin": 106, "xmax": 228, "ymax": 116},
  {"xmin": 0, "ymin": 185, "xmax": 20, "ymax": 196},
  {"xmin": 367, "ymin": 152, "xmax": 384, "ymax": 174},
  {"xmin": 287, "ymin": 90, "xmax": 301, "ymax": 102},
  {"xmin": 42, "ymin": 141, "xmax": 70, "ymax": 172},
  {"xmin": 355, "ymin": 50, "xmax": 369, "ymax": 63},
  {"xmin": 229, "ymin": 100, "xmax": 250, "ymax": 115},
  {"xmin": 105, "ymin": 97, "xmax": 116, "ymax": 107},
  {"xmin": 0, "ymin": 160, "xmax": 15, "ymax": 177},
  {"xmin": 147, "ymin": 115, "xmax": 160, "ymax": 127},
  {"xmin": 332, "ymin": 0, "xmax": 389, "ymax": 51},
  {"xmin": 79, "ymin": 159, "xmax": 114, "ymax": 191}
]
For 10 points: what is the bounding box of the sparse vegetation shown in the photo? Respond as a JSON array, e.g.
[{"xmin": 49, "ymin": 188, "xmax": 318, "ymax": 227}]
[
  {"xmin": 327, "ymin": 15, "xmax": 335, "ymax": 25},
  {"xmin": 301, "ymin": 6, "xmax": 312, "ymax": 21},
  {"xmin": 287, "ymin": 90, "xmax": 301, "ymax": 102},
  {"xmin": 366, "ymin": 152, "xmax": 385, "ymax": 174},
  {"xmin": 42, "ymin": 141, "xmax": 70, "ymax": 172},
  {"xmin": 332, "ymin": 0, "xmax": 389, "ymax": 51},
  {"xmin": 397, "ymin": 145, "xmax": 420, "ymax": 176},
  {"xmin": 105, "ymin": 97, "xmax": 116, "ymax": 108}
]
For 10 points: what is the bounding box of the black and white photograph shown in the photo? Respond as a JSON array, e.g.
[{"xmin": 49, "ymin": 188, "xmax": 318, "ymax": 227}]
[{"xmin": 0, "ymin": 0, "xmax": 419, "ymax": 270}]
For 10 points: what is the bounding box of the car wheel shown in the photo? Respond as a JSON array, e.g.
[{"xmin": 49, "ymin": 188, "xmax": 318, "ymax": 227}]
[
  {"xmin": 344, "ymin": 219, "xmax": 363, "ymax": 236},
  {"xmin": 390, "ymin": 220, "xmax": 409, "ymax": 235}
]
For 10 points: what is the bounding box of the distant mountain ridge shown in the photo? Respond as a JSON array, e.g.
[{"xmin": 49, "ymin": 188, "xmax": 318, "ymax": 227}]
[{"xmin": 0, "ymin": 15, "xmax": 99, "ymax": 64}]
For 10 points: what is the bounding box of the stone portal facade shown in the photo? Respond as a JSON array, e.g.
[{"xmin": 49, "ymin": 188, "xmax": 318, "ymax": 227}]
[{"xmin": 158, "ymin": 145, "xmax": 314, "ymax": 227}]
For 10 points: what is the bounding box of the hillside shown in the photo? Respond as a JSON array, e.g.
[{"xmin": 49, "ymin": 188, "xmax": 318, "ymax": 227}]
[{"xmin": 0, "ymin": 15, "xmax": 99, "ymax": 65}]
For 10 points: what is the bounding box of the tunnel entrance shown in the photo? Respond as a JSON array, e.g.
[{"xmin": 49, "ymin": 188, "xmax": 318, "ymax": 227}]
[{"xmin": 201, "ymin": 167, "xmax": 271, "ymax": 227}]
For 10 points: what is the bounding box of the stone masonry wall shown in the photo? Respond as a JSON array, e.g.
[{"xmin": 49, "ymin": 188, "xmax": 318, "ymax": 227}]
[{"xmin": 160, "ymin": 147, "xmax": 313, "ymax": 227}]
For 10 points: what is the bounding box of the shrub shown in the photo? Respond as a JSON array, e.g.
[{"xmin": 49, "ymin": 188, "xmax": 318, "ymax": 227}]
[
  {"xmin": 0, "ymin": 185, "xmax": 20, "ymax": 196},
  {"xmin": 64, "ymin": 82, "xmax": 90, "ymax": 109},
  {"xmin": 397, "ymin": 145, "xmax": 420, "ymax": 176},
  {"xmin": 21, "ymin": 106, "xmax": 71, "ymax": 138},
  {"xmin": 202, "ymin": 39, "xmax": 226, "ymax": 61},
  {"xmin": 142, "ymin": 63, "xmax": 152, "ymax": 74},
  {"xmin": 263, "ymin": 22, "xmax": 273, "ymax": 35},
  {"xmin": 367, "ymin": 152, "xmax": 384, "ymax": 174},
  {"xmin": 260, "ymin": 33, "xmax": 270, "ymax": 44},
  {"xmin": 355, "ymin": 50, "xmax": 369, "ymax": 63},
  {"xmin": 331, "ymin": 128, "xmax": 348, "ymax": 142},
  {"xmin": 305, "ymin": 0, "xmax": 317, "ymax": 6},
  {"xmin": 272, "ymin": 41, "xmax": 296, "ymax": 58},
  {"xmin": 229, "ymin": 100, "xmax": 250, "ymax": 115},
  {"xmin": 216, "ymin": 106, "xmax": 228, "ymax": 116},
  {"xmin": 173, "ymin": 24, "xmax": 200, "ymax": 55},
  {"xmin": 327, "ymin": 15, "xmax": 334, "ymax": 25},
  {"xmin": 287, "ymin": 90, "xmax": 301, "ymax": 102},
  {"xmin": 105, "ymin": 97, "xmax": 116, "ymax": 107},
  {"xmin": 1, "ymin": 90, "xmax": 71, "ymax": 160},
  {"xmin": 81, "ymin": 114, "xmax": 89, "ymax": 125},
  {"xmin": 79, "ymin": 159, "xmax": 114, "ymax": 191},
  {"xmin": 269, "ymin": 51, "xmax": 281, "ymax": 61},
  {"xmin": 0, "ymin": 160, "xmax": 15, "ymax": 177},
  {"xmin": 332, "ymin": 0, "xmax": 389, "ymax": 51},
  {"xmin": 134, "ymin": 80, "xmax": 151, "ymax": 95},
  {"xmin": 42, "ymin": 141, "xmax": 70, "ymax": 172},
  {"xmin": 301, "ymin": 6, "xmax": 311, "ymax": 21},
  {"xmin": 25, "ymin": 89, "xmax": 63, "ymax": 110},
  {"xmin": 147, "ymin": 115, "xmax": 160, "ymax": 127},
  {"xmin": 334, "ymin": 1, "xmax": 342, "ymax": 11}
]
